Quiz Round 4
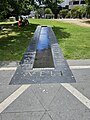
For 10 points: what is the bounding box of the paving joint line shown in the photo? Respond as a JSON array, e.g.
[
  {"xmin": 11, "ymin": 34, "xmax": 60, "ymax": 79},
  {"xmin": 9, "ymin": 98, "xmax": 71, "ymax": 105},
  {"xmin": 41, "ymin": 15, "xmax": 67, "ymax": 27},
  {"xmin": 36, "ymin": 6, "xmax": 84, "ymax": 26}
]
[
  {"xmin": 70, "ymin": 66, "xmax": 90, "ymax": 69},
  {"xmin": 31, "ymin": 88, "xmax": 46, "ymax": 111},
  {"xmin": 0, "ymin": 67, "xmax": 17, "ymax": 71},
  {"xmin": 61, "ymin": 83, "xmax": 90, "ymax": 109},
  {"xmin": 0, "ymin": 85, "xmax": 30, "ymax": 113},
  {"xmin": 0, "ymin": 66, "xmax": 90, "ymax": 71}
]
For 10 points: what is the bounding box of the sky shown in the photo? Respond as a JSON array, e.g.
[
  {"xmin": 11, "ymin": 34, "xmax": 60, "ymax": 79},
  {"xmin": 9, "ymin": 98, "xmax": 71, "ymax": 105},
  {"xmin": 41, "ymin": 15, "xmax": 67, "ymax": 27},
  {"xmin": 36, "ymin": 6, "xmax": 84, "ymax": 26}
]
[{"xmin": 61, "ymin": 0, "xmax": 70, "ymax": 7}]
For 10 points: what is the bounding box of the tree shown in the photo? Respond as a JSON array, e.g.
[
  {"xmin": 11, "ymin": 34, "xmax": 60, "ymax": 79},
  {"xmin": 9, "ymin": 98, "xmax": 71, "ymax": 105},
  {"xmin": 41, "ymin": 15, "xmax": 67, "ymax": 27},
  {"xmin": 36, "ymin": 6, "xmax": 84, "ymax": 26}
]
[
  {"xmin": 85, "ymin": 0, "xmax": 90, "ymax": 16},
  {"xmin": 0, "ymin": 0, "xmax": 10, "ymax": 20},
  {"xmin": 66, "ymin": 11, "xmax": 71, "ymax": 18},
  {"xmin": 36, "ymin": 0, "xmax": 45, "ymax": 5},
  {"xmin": 44, "ymin": 0, "xmax": 63, "ymax": 18},
  {"xmin": 0, "ymin": 0, "xmax": 34, "ymax": 20},
  {"xmin": 36, "ymin": 0, "xmax": 63, "ymax": 18},
  {"xmin": 71, "ymin": 6, "xmax": 81, "ymax": 18},
  {"xmin": 71, "ymin": 6, "xmax": 86, "ymax": 18},
  {"xmin": 8, "ymin": 0, "xmax": 33, "ymax": 19},
  {"xmin": 80, "ymin": 6, "xmax": 86, "ymax": 18},
  {"xmin": 44, "ymin": 8, "xmax": 52, "ymax": 14},
  {"xmin": 59, "ymin": 9, "xmax": 68, "ymax": 18}
]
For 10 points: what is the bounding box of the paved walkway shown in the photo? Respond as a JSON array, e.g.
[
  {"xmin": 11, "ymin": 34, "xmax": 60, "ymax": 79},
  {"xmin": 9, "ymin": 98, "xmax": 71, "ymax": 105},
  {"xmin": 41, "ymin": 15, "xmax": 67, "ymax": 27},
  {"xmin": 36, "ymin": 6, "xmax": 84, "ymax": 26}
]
[
  {"xmin": 0, "ymin": 60, "xmax": 90, "ymax": 120},
  {"xmin": 55, "ymin": 19, "xmax": 90, "ymax": 28}
]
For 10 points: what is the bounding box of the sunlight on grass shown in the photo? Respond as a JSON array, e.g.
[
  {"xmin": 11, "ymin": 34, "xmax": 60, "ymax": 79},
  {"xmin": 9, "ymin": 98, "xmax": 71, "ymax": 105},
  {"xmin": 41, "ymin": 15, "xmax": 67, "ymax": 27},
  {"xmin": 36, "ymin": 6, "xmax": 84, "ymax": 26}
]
[
  {"xmin": 29, "ymin": 19, "xmax": 90, "ymax": 59},
  {"xmin": 0, "ymin": 22, "xmax": 37, "ymax": 60},
  {"xmin": 0, "ymin": 21, "xmax": 17, "ymax": 25},
  {"xmin": 0, "ymin": 19, "xmax": 90, "ymax": 60}
]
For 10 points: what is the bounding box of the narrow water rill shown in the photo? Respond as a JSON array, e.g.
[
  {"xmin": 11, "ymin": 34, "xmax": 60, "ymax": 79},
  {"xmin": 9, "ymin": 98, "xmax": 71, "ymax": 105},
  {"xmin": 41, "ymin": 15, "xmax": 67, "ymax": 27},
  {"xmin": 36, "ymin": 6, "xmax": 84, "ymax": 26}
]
[
  {"xmin": 10, "ymin": 26, "xmax": 76, "ymax": 84},
  {"xmin": 33, "ymin": 27, "xmax": 54, "ymax": 68}
]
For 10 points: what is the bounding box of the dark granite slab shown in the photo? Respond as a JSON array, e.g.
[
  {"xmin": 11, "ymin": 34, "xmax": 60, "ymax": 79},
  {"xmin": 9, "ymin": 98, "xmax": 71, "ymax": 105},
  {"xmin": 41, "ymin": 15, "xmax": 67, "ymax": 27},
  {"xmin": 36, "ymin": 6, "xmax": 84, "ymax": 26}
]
[{"xmin": 10, "ymin": 26, "xmax": 76, "ymax": 85}]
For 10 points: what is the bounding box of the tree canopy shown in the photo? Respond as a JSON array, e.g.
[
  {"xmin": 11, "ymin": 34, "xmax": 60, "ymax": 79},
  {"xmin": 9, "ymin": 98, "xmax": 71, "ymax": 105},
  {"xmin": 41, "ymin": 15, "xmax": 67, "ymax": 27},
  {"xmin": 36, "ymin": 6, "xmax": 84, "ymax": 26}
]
[
  {"xmin": 1, "ymin": 0, "xmax": 88, "ymax": 20},
  {"xmin": 0, "ymin": 0, "xmax": 63, "ymax": 20},
  {"xmin": 42, "ymin": 0, "xmax": 63, "ymax": 18},
  {"xmin": 85, "ymin": 0, "xmax": 90, "ymax": 16},
  {"xmin": 0, "ymin": 0, "xmax": 34, "ymax": 20}
]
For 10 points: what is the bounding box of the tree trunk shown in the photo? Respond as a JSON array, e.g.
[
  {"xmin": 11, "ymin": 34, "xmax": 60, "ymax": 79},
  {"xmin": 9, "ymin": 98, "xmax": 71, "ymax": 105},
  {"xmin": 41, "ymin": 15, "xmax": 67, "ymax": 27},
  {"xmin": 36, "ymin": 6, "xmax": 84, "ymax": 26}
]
[{"xmin": 54, "ymin": 13, "xmax": 58, "ymax": 19}]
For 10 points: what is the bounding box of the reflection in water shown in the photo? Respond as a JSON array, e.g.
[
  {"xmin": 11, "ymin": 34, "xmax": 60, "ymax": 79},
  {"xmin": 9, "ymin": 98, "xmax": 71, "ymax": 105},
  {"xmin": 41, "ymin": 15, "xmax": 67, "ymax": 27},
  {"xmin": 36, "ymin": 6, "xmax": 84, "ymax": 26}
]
[
  {"xmin": 33, "ymin": 27, "xmax": 54, "ymax": 68},
  {"xmin": 37, "ymin": 27, "xmax": 50, "ymax": 51}
]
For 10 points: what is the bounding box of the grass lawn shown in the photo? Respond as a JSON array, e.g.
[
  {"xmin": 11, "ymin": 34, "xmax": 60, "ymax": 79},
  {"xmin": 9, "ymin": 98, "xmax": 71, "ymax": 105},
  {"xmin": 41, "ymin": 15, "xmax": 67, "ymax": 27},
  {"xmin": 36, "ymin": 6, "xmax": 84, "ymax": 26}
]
[
  {"xmin": 0, "ymin": 19, "xmax": 90, "ymax": 60},
  {"xmin": 0, "ymin": 22, "xmax": 37, "ymax": 60}
]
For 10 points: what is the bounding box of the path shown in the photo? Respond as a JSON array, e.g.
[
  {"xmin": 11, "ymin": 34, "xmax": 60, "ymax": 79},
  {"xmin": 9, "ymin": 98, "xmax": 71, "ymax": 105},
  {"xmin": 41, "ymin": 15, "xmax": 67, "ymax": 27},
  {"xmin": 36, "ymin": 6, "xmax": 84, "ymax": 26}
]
[
  {"xmin": 0, "ymin": 60, "xmax": 90, "ymax": 120},
  {"xmin": 56, "ymin": 19, "xmax": 90, "ymax": 27}
]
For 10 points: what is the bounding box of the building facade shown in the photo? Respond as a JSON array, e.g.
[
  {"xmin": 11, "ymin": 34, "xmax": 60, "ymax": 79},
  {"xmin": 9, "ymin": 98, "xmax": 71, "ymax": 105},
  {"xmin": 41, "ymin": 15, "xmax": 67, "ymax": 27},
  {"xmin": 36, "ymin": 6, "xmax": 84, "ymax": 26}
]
[
  {"xmin": 61, "ymin": 0, "xmax": 85, "ymax": 9},
  {"xmin": 69, "ymin": 0, "xmax": 85, "ymax": 9}
]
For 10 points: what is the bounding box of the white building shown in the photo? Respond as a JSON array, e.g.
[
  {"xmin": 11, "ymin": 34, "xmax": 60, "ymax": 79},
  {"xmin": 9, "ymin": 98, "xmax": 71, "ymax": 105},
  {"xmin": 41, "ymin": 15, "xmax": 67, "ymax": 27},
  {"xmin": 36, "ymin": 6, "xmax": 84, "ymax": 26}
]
[
  {"xmin": 69, "ymin": 0, "xmax": 85, "ymax": 9},
  {"xmin": 61, "ymin": 0, "xmax": 69, "ymax": 7},
  {"xmin": 61, "ymin": 0, "xmax": 85, "ymax": 9}
]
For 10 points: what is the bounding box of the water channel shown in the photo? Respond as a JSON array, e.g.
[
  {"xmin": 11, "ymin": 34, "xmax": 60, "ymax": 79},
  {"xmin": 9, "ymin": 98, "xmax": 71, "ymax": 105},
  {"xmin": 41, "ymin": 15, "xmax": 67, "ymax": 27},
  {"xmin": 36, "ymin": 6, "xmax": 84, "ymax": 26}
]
[{"xmin": 33, "ymin": 27, "xmax": 54, "ymax": 68}]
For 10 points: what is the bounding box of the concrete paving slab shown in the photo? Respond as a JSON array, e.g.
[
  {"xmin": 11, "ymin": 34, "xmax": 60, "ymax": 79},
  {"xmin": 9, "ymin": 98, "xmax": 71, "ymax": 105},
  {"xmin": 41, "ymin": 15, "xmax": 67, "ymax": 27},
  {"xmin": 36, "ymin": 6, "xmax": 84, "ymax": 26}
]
[
  {"xmin": 67, "ymin": 59, "xmax": 90, "ymax": 66},
  {"xmin": 48, "ymin": 85, "xmax": 90, "ymax": 111},
  {"xmin": 0, "ymin": 85, "xmax": 30, "ymax": 113},
  {"xmin": 48, "ymin": 108, "xmax": 90, "ymax": 120},
  {"xmin": 71, "ymin": 83, "xmax": 90, "ymax": 100},
  {"xmin": 0, "ymin": 115, "xmax": 1, "ymax": 120},
  {"xmin": 2, "ymin": 86, "xmax": 45, "ymax": 113},
  {"xmin": 71, "ymin": 69, "xmax": 90, "ymax": 83},
  {"xmin": 0, "ymin": 70, "xmax": 15, "ymax": 85},
  {"xmin": 31, "ymin": 84, "xmax": 61, "ymax": 109},
  {"xmin": 0, "ymin": 59, "xmax": 90, "ymax": 120},
  {"xmin": 0, "ymin": 85, "xmax": 20, "ymax": 103},
  {"xmin": 61, "ymin": 83, "xmax": 90, "ymax": 109},
  {"xmin": 48, "ymin": 85, "xmax": 90, "ymax": 119},
  {"xmin": 1, "ymin": 112, "xmax": 44, "ymax": 120},
  {"xmin": 0, "ymin": 61, "xmax": 19, "ymax": 68},
  {"xmin": 41, "ymin": 113, "xmax": 52, "ymax": 120}
]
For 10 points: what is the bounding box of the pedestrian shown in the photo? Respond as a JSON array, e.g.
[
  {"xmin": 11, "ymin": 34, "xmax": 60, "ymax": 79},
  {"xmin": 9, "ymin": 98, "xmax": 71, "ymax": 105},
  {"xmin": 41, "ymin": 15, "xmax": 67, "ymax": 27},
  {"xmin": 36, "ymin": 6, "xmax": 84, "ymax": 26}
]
[
  {"xmin": 18, "ymin": 17, "xmax": 23, "ymax": 27},
  {"xmin": 18, "ymin": 19, "xmax": 22, "ymax": 27}
]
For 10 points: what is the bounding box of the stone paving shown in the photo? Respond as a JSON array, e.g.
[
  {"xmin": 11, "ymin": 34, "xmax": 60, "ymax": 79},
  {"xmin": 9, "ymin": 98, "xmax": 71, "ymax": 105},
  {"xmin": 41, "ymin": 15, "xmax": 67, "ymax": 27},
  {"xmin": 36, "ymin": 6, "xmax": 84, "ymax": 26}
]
[{"xmin": 0, "ymin": 60, "xmax": 90, "ymax": 120}]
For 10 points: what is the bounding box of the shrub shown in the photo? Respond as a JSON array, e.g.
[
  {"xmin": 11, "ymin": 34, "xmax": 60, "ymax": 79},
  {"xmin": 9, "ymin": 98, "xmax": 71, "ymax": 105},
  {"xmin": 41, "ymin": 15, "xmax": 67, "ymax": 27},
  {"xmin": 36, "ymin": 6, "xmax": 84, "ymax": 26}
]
[
  {"xmin": 59, "ymin": 9, "xmax": 68, "ymax": 18},
  {"xmin": 44, "ymin": 8, "xmax": 52, "ymax": 14},
  {"xmin": 66, "ymin": 11, "xmax": 71, "ymax": 18},
  {"xmin": 71, "ymin": 6, "xmax": 86, "ymax": 18},
  {"xmin": 71, "ymin": 6, "xmax": 81, "ymax": 18}
]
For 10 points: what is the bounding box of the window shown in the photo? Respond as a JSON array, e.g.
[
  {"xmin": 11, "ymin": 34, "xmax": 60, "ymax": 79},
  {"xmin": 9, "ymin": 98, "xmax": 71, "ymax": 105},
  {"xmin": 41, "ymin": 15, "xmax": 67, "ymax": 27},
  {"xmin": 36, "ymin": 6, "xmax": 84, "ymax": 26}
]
[
  {"xmin": 73, "ymin": 1, "xmax": 79, "ymax": 5},
  {"xmin": 80, "ymin": 1, "xmax": 85, "ymax": 4}
]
